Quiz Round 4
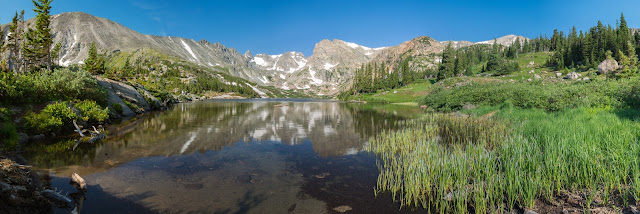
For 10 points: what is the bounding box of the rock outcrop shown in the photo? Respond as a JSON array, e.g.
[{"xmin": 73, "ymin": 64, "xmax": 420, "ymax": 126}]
[
  {"xmin": 96, "ymin": 77, "xmax": 161, "ymax": 117},
  {"xmin": 597, "ymin": 58, "xmax": 619, "ymax": 75}
]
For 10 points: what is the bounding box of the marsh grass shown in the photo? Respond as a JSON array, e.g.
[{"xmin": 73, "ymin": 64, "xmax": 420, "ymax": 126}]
[{"xmin": 366, "ymin": 107, "xmax": 640, "ymax": 212}]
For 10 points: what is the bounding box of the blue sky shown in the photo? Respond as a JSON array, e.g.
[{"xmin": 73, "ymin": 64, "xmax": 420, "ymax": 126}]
[{"xmin": 1, "ymin": 0, "xmax": 639, "ymax": 56}]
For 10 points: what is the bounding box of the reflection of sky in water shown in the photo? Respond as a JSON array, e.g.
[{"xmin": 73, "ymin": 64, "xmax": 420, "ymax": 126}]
[{"xmin": 25, "ymin": 100, "xmax": 423, "ymax": 213}]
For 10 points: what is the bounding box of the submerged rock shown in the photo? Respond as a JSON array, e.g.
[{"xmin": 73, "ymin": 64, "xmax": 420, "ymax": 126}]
[
  {"xmin": 333, "ymin": 205, "xmax": 353, "ymax": 213},
  {"xmin": 169, "ymin": 161, "xmax": 185, "ymax": 168},
  {"xmin": 183, "ymin": 183, "xmax": 203, "ymax": 190},
  {"xmin": 315, "ymin": 172, "xmax": 330, "ymax": 179}
]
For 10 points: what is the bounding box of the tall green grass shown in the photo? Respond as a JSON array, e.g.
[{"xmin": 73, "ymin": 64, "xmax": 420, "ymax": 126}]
[{"xmin": 366, "ymin": 107, "xmax": 640, "ymax": 212}]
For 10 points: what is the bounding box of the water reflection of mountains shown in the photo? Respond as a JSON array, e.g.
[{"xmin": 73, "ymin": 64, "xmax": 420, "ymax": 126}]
[{"xmin": 26, "ymin": 100, "xmax": 412, "ymax": 175}]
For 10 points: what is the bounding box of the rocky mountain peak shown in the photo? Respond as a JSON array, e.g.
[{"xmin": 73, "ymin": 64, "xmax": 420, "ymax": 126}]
[
  {"xmin": 244, "ymin": 50, "xmax": 253, "ymax": 58},
  {"xmin": 475, "ymin": 35, "xmax": 528, "ymax": 46},
  {"xmin": 198, "ymin": 39, "xmax": 212, "ymax": 45}
]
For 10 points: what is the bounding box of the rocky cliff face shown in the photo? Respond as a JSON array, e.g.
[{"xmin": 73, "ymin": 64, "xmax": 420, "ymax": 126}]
[
  {"xmin": 441, "ymin": 34, "xmax": 529, "ymax": 49},
  {"xmin": 1, "ymin": 12, "xmax": 528, "ymax": 95},
  {"xmin": 371, "ymin": 36, "xmax": 444, "ymax": 72}
]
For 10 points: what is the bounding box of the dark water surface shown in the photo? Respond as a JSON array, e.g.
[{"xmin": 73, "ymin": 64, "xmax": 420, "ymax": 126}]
[{"xmin": 23, "ymin": 99, "xmax": 426, "ymax": 213}]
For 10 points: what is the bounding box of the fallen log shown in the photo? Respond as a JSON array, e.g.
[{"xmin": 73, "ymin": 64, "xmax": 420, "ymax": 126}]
[
  {"xmin": 72, "ymin": 120, "xmax": 85, "ymax": 138},
  {"xmin": 72, "ymin": 120, "xmax": 106, "ymax": 151},
  {"xmin": 41, "ymin": 189, "xmax": 72, "ymax": 204}
]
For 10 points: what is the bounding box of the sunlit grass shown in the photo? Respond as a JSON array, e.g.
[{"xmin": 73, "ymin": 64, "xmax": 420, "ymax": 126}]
[{"xmin": 366, "ymin": 107, "xmax": 640, "ymax": 212}]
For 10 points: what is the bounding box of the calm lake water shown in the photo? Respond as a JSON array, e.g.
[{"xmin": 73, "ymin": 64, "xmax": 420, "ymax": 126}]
[{"xmin": 23, "ymin": 99, "xmax": 426, "ymax": 213}]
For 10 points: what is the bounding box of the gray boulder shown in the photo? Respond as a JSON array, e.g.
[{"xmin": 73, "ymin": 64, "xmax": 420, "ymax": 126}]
[
  {"xmin": 597, "ymin": 58, "xmax": 619, "ymax": 75},
  {"xmin": 565, "ymin": 72, "xmax": 581, "ymax": 80}
]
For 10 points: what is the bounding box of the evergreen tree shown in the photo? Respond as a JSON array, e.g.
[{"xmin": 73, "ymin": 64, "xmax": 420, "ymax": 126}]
[
  {"xmin": 618, "ymin": 13, "xmax": 632, "ymax": 57},
  {"xmin": 486, "ymin": 40, "xmax": 503, "ymax": 72},
  {"xmin": 627, "ymin": 41, "xmax": 637, "ymax": 69},
  {"xmin": 7, "ymin": 11, "xmax": 25, "ymax": 72},
  {"xmin": 513, "ymin": 37, "xmax": 521, "ymax": 54},
  {"xmin": 84, "ymin": 42, "xmax": 105, "ymax": 75},
  {"xmin": 635, "ymin": 32, "xmax": 640, "ymax": 63},
  {"xmin": 23, "ymin": 0, "xmax": 54, "ymax": 71},
  {"xmin": 50, "ymin": 41, "xmax": 61, "ymax": 66},
  {"xmin": 437, "ymin": 43, "xmax": 455, "ymax": 81}
]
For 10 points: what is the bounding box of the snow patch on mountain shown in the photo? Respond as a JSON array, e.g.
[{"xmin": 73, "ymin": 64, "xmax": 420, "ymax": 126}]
[
  {"xmin": 308, "ymin": 68, "xmax": 324, "ymax": 85},
  {"xmin": 258, "ymin": 76, "xmax": 270, "ymax": 84},
  {"xmin": 251, "ymin": 56, "xmax": 268, "ymax": 67},
  {"xmin": 281, "ymin": 83, "xmax": 290, "ymax": 90},
  {"xmin": 324, "ymin": 62, "xmax": 337, "ymax": 70},
  {"xmin": 60, "ymin": 34, "xmax": 78, "ymax": 66},
  {"xmin": 181, "ymin": 39, "xmax": 198, "ymax": 60},
  {"xmin": 344, "ymin": 41, "xmax": 387, "ymax": 56},
  {"xmin": 246, "ymin": 83, "xmax": 266, "ymax": 96}
]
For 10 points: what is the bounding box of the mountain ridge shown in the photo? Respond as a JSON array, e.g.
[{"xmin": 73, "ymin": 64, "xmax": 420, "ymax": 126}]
[{"xmin": 1, "ymin": 12, "xmax": 528, "ymax": 95}]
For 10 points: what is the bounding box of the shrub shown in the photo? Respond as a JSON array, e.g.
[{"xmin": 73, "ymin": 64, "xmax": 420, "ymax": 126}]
[
  {"xmin": 422, "ymin": 77, "xmax": 640, "ymax": 112},
  {"xmin": 0, "ymin": 107, "xmax": 12, "ymax": 122},
  {"xmin": 0, "ymin": 67, "xmax": 108, "ymax": 105},
  {"xmin": 0, "ymin": 122, "xmax": 19, "ymax": 150},
  {"xmin": 25, "ymin": 101, "xmax": 77, "ymax": 134},
  {"xmin": 25, "ymin": 111, "xmax": 63, "ymax": 133},
  {"xmin": 111, "ymin": 103, "xmax": 123, "ymax": 114},
  {"xmin": 42, "ymin": 101, "xmax": 78, "ymax": 125},
  {"xmin": 123, "ymin": 100, "xmax": 138, "ymax": 111},
  {"xmin": 75, "ymin": 100, "xmax": 109, "ymax": 123}
]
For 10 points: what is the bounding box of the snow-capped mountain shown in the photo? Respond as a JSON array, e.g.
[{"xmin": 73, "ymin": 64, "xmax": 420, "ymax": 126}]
[{"xmin": 1, "ymin": 12, "xmax": 528, "ymax": 95}]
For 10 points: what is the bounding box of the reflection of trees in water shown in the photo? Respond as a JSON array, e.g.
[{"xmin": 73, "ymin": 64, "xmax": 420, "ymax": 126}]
[
  {"xmin": 23, "ymin": 139, "xmax": 102, "ymax": 169},
  {"xmin": 24, "ymin": 101, "xmax": 412, "ymax": 174},
  {"xmin": 345, "ymin": 103, "xmax": 406, "ymax": 140}
]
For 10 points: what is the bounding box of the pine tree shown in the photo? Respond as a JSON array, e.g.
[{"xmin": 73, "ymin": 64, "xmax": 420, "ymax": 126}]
[
  {"xmin": 84, "ymin": 42, "xmax": 105, "ymax": 75},
  {"xmin": 23, "ymin": 0, "xmax": 54, "ymax": 71},
  {"xmin": 627, "ymin": 41, "xmax": 637, "ymax": 69},
  {"xmin": 50, "ymin": 41, "xmax": 61, "ymax": 66},
  {"xmin": 618, "ymin": 13, "xmax": 633, "ymax": 57},
  {"xmin": 437, "ymin": 43, "xmax": 455, "ymax": 81},
  {"xmin": 635, "ymin": 32, "xmax": 640, "ymax": 63},
  {"xmin": 7, "ymin": 11, "xmax": 25, "ymax": 72}
]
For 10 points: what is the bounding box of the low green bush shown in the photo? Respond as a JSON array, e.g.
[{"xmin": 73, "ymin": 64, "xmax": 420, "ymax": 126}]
[
  {"xmin": 42, "ymin": 101, "xmax": 77, "ymax": 125},
  {"xmin": 25, "ymin": 111, "xmax": 63, "ymax": 133},
  {"xmin": 0, "ymin": 67, "xmax": 108, "ymax": 105},
  {"xmin": 0, "ymin": 107, "xmax": 12, "ymax": 122},
  {"xmin": 24, "ymin": 101, "xmax": 109, "ymax": 134},
  {"xmin": 75, "ymin": 100, "xmax": 109, "ymax": 123},
  {"xmin": 0, "ymin": 122, "xmax": 19, "ymax": 150},
  {"xmin": 111, "ymin": 103, "xmax": 123, "ymax": 114},
  {"xmin": 123, "ymin": 100, "xmax": 137, "ymax": 111},
  {"xmin": 422, "ymin": 77, "xmax": 640, "ymax": 112}
]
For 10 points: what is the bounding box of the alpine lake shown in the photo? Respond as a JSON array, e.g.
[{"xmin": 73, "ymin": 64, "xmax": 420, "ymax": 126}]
[{"xmin": 22, "ymin": 99, "xmax": 428, "ymax": 213}]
